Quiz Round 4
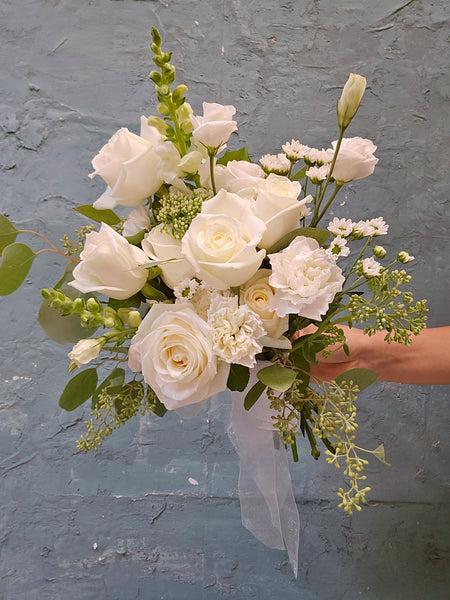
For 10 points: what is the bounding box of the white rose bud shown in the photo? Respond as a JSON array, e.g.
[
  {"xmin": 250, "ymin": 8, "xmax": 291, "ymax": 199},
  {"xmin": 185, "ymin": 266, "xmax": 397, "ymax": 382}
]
[{"xmin": 337, "ymin": 73, "xmax": 367, "ymax": 129}]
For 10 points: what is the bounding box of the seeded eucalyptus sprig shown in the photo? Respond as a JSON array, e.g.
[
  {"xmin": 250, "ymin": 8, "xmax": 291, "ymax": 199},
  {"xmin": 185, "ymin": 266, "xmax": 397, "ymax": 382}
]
[{"xmin": 148, "ymin": 27, "xmax": 192, "ymax": 156}]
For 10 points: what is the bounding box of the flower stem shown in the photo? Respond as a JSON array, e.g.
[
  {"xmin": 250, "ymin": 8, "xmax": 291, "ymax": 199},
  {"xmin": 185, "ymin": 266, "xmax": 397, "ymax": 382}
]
[
  {"xmin": 312, "ymin": 183, "xmax": 343, "ymax": 227},
  {"xmin": 209, "ymin": 152, "xmax": 217, "ymax": 195}
]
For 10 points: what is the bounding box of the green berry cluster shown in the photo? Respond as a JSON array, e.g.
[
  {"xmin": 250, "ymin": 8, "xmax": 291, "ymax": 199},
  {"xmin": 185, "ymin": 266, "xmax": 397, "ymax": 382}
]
[
  {"xmin": 60, "ymin": 225, "xmax": 96, "ymax": 256},
  {"xmin": 155, "ymin": 189, "xmax": 210, "ymax": 239}
]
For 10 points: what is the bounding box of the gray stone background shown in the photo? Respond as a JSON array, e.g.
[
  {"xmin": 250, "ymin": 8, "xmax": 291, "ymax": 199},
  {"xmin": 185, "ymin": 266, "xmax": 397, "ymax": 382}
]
[{"xmin": 0, "ymin": 0, "xmax": 449, "ymax": 598}]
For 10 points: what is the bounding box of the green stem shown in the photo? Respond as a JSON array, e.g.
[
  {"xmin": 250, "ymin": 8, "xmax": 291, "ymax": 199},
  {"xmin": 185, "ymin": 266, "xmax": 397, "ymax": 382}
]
[
  {"xmin": 209, "ymin": 152, "xmax": 217, "ymax": 195},
  {"xmin": 312, "ymin": 183, "xmax": 343, "ymax": 227},
  {"xmin": 35, "ymin": 248, "xmax": 79, "ymax": 263},
  {"xmin": 168, "ymin": 103, "xmax": 187, "ymax": 156},
  {"xmin": 317, "ymin": 126, "xmax": 346, "ymax": 207}
]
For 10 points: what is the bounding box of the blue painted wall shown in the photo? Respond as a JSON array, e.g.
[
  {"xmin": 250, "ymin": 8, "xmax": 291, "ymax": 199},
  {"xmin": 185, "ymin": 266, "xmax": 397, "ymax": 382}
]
[{"xmin": 0, "ymin": 1, "xmax": 448, "ymax": 598}]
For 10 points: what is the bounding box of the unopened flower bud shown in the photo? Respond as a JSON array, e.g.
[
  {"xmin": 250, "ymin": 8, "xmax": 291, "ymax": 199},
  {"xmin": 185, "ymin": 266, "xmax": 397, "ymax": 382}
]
[
  {"xmin": 397, "ymin": 251, "xmax": 414, "ymax": 263},
  {"xmin": 128, "ymin": 310, "xmax": 142, "ymax": 328},
  {"xmin": 147, "ymin": 116, "xmax": 169, "ymax": 135},
  {"xmin": 68, "ymin": 337, "xmax": 105, "ymax": 369},
  {"xmin": 73, "ymin": 298, "xmax": 85, "ymax": 312},
  {"xmin": 86, "ymin": 297, "xmax": 102, "ymax": 313},
  {"xmin": 373, "ymin": 245, "xmax": 386, "ymax": 259},
  {"xmin": 337, "ymin": 73, "xmax": 366, "ymax": 129}
]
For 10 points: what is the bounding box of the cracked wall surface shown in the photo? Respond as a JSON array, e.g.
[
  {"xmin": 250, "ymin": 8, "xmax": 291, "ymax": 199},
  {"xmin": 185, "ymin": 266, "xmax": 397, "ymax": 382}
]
[{"xmin": 0, "ymin": 0, "xmax": 449, "ymax": 598}]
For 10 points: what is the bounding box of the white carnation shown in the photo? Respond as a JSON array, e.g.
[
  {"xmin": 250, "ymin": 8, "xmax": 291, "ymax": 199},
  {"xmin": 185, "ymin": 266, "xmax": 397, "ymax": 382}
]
[{"xmin": 207, "ymin": 295, "xmax": 265, "ymax": 367}]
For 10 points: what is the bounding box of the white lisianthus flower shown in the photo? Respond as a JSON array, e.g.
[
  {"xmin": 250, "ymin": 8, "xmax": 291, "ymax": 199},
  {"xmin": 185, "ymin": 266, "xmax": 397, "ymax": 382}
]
[
  {"xmin": 90, "ymin": 117, "xmax": 163, "ymax": 209},
  {"xmin": 68, "ymin": 337, "xmax": 106, "ymax": 369},
  {"xmin": 337, "ymin": 73, "xmax": 367, "ymax": 129},
  {"xmin": 207, "ymin": 295, "xmax": 265, "ymax": 368},
  {"xmin": 181, "ymin": 190, "xmax": 266, "ymax": 290},
  {"xmin": 259, "ymin": 153, "xmax": 291, "ymax": 175},
  {"xmin": 282, "ymin": 140, "xmax": 311, "ymax": 161},
  {"xmin": 332, "ymin": 137, "xmax": 378, "ymax": 183},
  {"xmin": 268, "ymin": 236, "xmax": 345, "ymax": 319},
  {"xmin": 190, "ymin": 102, "xmax": 238, "ymax": 153},
  {"xmin": 69, "ymin": 223, "xmax": 149, "ymax": 300},
  {"xmin": 328, "ymin": 217, "xmax": 355, "ymax": 237},
  {"xmin": 306, "ymin": 165, "xmax": 330, "ymax": 183},
  {"xmin": 361, "ymin": 257, "xmax": 382, "ymax": 278},
  {"xmin": 240, "ymin": 269, "xmax": 291, "ymax": 350},
  {"xmin": 142, "ymin": 225, "xmax": 195, "ymax": 289},
  {"xmin": 326, "ymin": 236, "xmax": 350, "ymax": 260},
  {"xmin": 128, "ymin": 304, "xmax": 229, "ymax": 410},
  {"xmin": 253, "ymin": 174, "xmax": 307, "ymax": 250},
  {"xmin": 122, "ymin": 205, "xmax": 152, "ymax": 237}
]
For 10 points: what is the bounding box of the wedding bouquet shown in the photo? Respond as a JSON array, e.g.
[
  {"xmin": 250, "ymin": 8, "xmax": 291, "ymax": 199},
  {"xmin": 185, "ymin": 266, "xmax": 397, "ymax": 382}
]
[{"xmin": 0, "ymin": 28, "xmax": 427, "ymax": 575}]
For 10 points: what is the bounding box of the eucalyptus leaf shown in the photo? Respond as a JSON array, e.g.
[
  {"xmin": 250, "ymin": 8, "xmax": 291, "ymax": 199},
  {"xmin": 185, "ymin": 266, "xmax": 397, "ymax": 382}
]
[
  {"xmin": 75, "ymin": 205, "xmax": 121, "ymax": 226},
  {"xmin": 372, "ymin": 443, "xmax": 390, "ymax": 466},
  {"xmin": 59, "ymin": 368, "xmax": 98, "ymax": 411},
  {"xmin": 216, "ymin": 146, "xmax": 251, "ymax": 166},
  {"xmin": 151, "ymin": 396, "xmax": 168, "ymax": 418},
  {"xmin": 0, "ymin": 214, "xmax": 18, "ymax": 253},
  {"xmin": 227, "ymin": 363, "xmax": 250, "ymax": 392},
  {"xmin": 257, "ymin": 364, "xmax": 297, "ymax": 392},
  {"xmin": 92, "ymin": 368, "xmax": 126, "ymax": 409},
  {"xmin": 335, "ymin": 368, "xmax": 378, "ymax": 392},
  {"xmin": 0, "ymin": 243, "xmax": 36, "ymax": 295},
  {"xmin": 244, "ymin": 380, "xmax": 266, "ymax": 411},
  {"xmin": 266, "ymin": 227, "xmax": 330, "ymax": 254},
  {"xmin": 125, "ymin": 230, "xmax": 146, "ymax": 246},
  {"xmin": 290, "ymin": 165, "xmax": 308, "ymax": 181}
]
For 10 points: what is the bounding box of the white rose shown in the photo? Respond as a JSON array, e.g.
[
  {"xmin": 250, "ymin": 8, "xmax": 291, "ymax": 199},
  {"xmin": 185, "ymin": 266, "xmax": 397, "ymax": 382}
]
[
  {"xmin": 268, "ymin": 236, "xmax": 344, "ymax": 320},
  {"xmin": 68, "ymin": 223, "xmax": 149, "ymax": 300},
  {"xmin": 220, "ymin": 160, "xmax": 264, "ymax": 199},
  {"xmin": 90, "ymin": 116, "xmax": 163, "ymax": 209},
  {"xmin": 68, "ymin": 337, "xmax": 105, "ymax": 368},
  {"xmin": 190, "ymin": 102, "xmax": 238, "ymax": 152},
  {"xmin": 181, "ymin": 190, "xmax": 266, "ymax": 290},
  {"xmin": 122, "ymin": 205, "xmax": 152, "ymax": 237},
  {"xmin": 240, "ymin": 269, "xmax": 291, "ymax": 350},
  {"xmin": 128, "ymin": 303, "xmax": 229, "ymax": 410},
  {"xmin": 142, "ymin": 225, "xmax": 195, "ymax": 289},
  {"xmin": 331, "ymin": 137, "xmax": 378, "ymax": 183},
  {"xmin": 253, "ymin": 174, "xmax": 310, "ymax": 250}
]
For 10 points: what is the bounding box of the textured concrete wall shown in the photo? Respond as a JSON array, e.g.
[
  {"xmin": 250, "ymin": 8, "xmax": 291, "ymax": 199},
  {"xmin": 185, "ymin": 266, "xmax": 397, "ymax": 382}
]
[{"xmin": 0, "ymin": 0, "xmax": 449, "ymax": 598}]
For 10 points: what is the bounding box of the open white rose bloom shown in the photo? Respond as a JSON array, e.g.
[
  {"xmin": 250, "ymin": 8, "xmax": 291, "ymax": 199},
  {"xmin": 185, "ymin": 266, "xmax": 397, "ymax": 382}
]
[{"xmin": 1, "ymin": 29, "xmax": 427, "ymax": 578}]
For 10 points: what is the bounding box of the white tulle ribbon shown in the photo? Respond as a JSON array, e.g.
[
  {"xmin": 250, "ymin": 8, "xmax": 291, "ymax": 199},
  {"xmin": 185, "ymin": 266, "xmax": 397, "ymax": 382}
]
[{"xmin": 227, "ymin": 367, "xmax": 300, "ymax": 577}]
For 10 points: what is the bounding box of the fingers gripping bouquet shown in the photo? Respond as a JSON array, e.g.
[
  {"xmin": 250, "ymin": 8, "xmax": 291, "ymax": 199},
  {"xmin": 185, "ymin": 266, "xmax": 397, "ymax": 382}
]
[{"xmin": 0, "ymin": 29, "xmax": 427, "ymax": 575}]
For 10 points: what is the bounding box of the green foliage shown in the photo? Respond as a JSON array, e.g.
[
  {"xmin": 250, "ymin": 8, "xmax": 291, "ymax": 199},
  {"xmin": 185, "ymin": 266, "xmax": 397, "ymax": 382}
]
[
  {"xmin": 290, "ymin": 164, "xmax": 308, "ymax": 181},
  {"xmin": 348, "ymin": 268, "xmax": 428, "ymax": 344},
  {"xmin": 216, "ymin": 146, "xmax": 251, "ymax": 165},
  {"xmin": 59, "ymin": 368, "xmax": 98, "ymax": 411},
  {"xmin": 39, "ymin": 291, "xmax": 99, "ymax": 344},
  {"xmin": 267, "ymin": 227, "xmax": 330, "ymax": 254},
  {"xmin": 92, "ymin": 368, "xmax": 126, "ymax": 409},
  {"xmin": 227, "ymin": 363, "xmax": 250, "ymax": 392},
  {"xmin": 0, "ymin": 214, "xmax": 18, "ymax": 252},
  {"xmin": 257, "ymin": 364, "xmax": 297, "ymax": 392},
  {"xmin": 335, "ymin": 368, "xmax": 378, "ymax": 392},
  {"xmin": 74, "ymin": 205, "xmax": 120, "ymax": 226},
  {"xmin": 244, "ymin": 380, "xmax": 266, "ymax": 411},
  {"xmin": 0, "ymin": 243, "xmax": 36, "ymax": 295}
]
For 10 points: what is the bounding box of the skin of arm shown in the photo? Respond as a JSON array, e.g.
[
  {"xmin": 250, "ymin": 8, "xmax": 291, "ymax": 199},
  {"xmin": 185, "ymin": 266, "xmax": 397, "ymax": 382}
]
[{"xmin": 306, "ymin": 326, "xmax": 450, "ymax": 385}]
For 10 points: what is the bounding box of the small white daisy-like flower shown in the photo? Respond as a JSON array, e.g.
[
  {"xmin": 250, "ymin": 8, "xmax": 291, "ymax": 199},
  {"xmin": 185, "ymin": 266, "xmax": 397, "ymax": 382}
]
[
  {"xmin": 305, "ymin": 147, "xmax": 334, "ymax": 165},
  {"xmin": 361, "ymin": 257, "xmax": 382, "ymax": 278},
  {"xmin": 259, "ymin": 153, "xmax": 291, "ymax": 175},
  {"xmin": 173, "ymin": 277, "xmax": 200, "ymax": 301},
  {"xmin": 282, "ymin": 139, "xmax": 311, "ymax": 161},
  {"xmin": 326, "ymin": 236, "xmax": 350, "ymax": 259},
  {"xmin": 328, "ymin": 217, "xmax": 355, "ymax": 237},
  {"xmin": 353, "ymin": 220, "xmax": 373, "ymax": 238},
  {"xmin": 299, "ymin": 203, "xmax": 313, "ymax": 219},
  {"xmin": 306, "ymin": 164, "xmax": 330, "ymax": 183},
  {"xmin": 397, "ymin": 251, "xmax": 415, "ymax": 263},
  {"xmin": 367, "ymin": 217, "xmax": 389, "ymax": 236}
]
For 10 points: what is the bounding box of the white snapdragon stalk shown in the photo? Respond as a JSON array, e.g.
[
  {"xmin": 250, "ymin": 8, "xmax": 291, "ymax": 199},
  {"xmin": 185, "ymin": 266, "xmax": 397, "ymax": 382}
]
[
  {"xmin": 68, "ymin": 337, "xmax": 106, "ymax": 370},
  {"xmin": 269, "ymin": 236, "xmax": 344, "ymax": 319},
  {"xmin": 90, "ymin": 117, "xmax": 163, "ymax": 209},
  {"xmin": 208, "ymin": 295, "xmax": 266, "ymax": 367},
  {"xmin": 69, "ymin": 223, "xmax": 149, "ymax": 300}
]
